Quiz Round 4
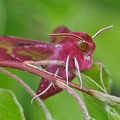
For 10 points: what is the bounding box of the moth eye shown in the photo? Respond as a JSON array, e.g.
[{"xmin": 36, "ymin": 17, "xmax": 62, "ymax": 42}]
[{"xmin": 78, "ymin": 42, "xmax": 87, "ymax": 52}]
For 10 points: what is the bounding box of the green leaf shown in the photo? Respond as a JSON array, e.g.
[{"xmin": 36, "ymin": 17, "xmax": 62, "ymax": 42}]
[
  {"xmin": 82, "ymin": 64, "xmax": 111, "ymax": 92},
  {"xmin": 0, "ymin": 89, "xmax": 25, "ymax": 120},
  {"xmin": 105, "ymin": 105, "xmax": 120, "ymax": 120},
  {"xmin": 81, "ymin": 64, "xmax": 112, "ymax": 119}
]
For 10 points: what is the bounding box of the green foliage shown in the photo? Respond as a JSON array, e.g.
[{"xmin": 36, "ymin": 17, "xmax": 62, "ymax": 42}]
[
  {"xmin": 105, "ymin": 105, "xmax": 120, "ymax": 120},
  {"xmin": 0, "ymin": 89, "xmax": 25, "ymax": 120},
  {"xmin": 81, "ymin": 64, "xmax": 120, "ymax": 119},
  {"xmin": 0, "ymin": 0, "xmax": 120, "ymax": 120}
]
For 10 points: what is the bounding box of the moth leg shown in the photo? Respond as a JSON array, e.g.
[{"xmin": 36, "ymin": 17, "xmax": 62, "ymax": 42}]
[
  {"xmin": 31, "ymin": 82, "xmax": 53, "ymax": 103},
  {"xmin": 52, "ymin": 68, "xmax": 60, "ymax": 89},
  {"xmin": 90, "ymin": 61, "xmax": 107, "ymax": 93},
  {"xmin": 24, "ymin": 60, "xmax": 58, "ymax": 76},
  {"xmin": 24, "ymin": 61, "xmax": 42, "ymax": 69},
  {"xmin": 74, "ymin": 57, "xmax": 82, "ymax": 88},
  {"xmin": 31, "ymin": 68, "xmax": 60, "ymax": 102},
  {"xmin": 65, "ymin": 55, "xmax": 70, "ymax": 90}
]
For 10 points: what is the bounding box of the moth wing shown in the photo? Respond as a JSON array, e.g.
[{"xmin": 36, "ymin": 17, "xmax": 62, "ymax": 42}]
[
  {"xmin": 51, "ymin": 26, "xmax": 71, "ymax": 43},
  {"xmin": 0, "ymin": 36, "xmax": 55, "ymax": 61}
]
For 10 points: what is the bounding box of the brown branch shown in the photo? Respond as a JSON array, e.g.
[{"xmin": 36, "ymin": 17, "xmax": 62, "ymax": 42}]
[
  {"xmin": 0, "ymin": 60, "xmax": 91, "ymax": 93},
  {"xmin": 1, "ymin": 60, "xmax": 119, "ymax": 107},
  {"xmin": 0, "ymin": 60, "xmax": 90, "ymax": 93}
]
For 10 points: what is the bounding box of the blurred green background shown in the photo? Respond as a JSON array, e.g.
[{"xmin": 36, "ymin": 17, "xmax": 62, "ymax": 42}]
[{"xmin": 0, "ymin": 0, "xmax": 120, "ymax": 120}]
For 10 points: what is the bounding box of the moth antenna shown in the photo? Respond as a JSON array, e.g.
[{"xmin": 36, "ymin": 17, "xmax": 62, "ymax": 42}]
[
  {"xmin": 31, "ymin": 82, "xmax": 53, "ymax": 103},
  {"xmin": 74, "ymin": 57, "xmax": 82, "ymax": 88},
  {"xmin": 65, "ymin": 55, "xmax": 70, "ymax": 89},
  {"xmin": 92, "ymin": 25, "xmax": 113, "ymax": 39},
  {"xmin": 49, "ymin": 33, "xmax": 84, "ymax": 41}
]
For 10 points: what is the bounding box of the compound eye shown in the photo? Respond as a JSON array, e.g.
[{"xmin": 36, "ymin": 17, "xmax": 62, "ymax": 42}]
[{"xmin": 78, "ymin": 42, "xmax": 88, "ymax": 52}]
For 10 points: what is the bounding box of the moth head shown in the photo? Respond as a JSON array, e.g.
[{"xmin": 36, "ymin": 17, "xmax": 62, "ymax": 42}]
[
  {"xmin": 49, "ymin": 25, "xmax": 113, "ymax": 56},
  {"xmin": 78, "ymin": 25, "xmax": 113, "ymax": 55}
]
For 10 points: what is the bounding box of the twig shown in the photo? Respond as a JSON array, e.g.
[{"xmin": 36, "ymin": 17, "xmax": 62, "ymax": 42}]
[
  {"xmin": 0, "ymin": 60, "xmax": 120, "ymax": 107},
  {"xmin": 0, "ymin": 60, "xmax": 93, "ymax": 94}
]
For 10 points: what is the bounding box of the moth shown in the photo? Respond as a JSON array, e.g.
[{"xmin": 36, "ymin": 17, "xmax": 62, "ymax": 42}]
[{"xmin": 0, "ymin": 25, "xmax": 112, "ymax": 99}]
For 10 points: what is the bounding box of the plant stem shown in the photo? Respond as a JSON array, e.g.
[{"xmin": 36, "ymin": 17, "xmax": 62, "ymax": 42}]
[{"xmin": 56, "ymin": 81, "xmax": 91, "ymax": 120}]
